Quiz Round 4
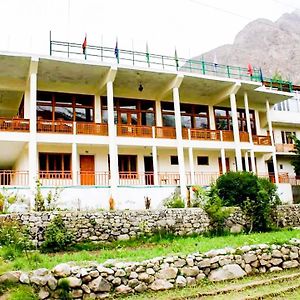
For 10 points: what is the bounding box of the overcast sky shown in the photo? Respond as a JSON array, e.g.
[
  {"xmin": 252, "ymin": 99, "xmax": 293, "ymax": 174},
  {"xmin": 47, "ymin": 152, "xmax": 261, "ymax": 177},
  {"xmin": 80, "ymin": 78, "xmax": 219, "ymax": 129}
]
[{"xmin": 0, "ymin": 0, "xmax": 299, "ymax": 58}]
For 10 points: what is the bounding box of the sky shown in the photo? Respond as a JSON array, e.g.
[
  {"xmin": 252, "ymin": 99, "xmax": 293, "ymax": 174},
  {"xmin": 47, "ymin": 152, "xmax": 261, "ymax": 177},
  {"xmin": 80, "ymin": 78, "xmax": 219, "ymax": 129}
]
[{"xmin": 0, "ymin": 0, "xmax": 299, "ymax": 59}]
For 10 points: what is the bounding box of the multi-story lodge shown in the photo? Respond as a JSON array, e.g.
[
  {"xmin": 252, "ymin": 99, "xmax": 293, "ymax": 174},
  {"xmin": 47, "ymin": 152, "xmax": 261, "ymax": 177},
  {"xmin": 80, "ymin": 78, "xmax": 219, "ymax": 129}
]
[{"xmin": 0, "ymin": 40, "xmax": 299, "ymax": 210}]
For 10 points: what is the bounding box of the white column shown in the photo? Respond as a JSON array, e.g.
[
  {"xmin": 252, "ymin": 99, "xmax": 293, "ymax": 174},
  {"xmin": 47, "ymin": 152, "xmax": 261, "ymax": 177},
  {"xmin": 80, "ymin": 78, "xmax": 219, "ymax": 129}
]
[
  {"xmin": 208, "ymin": 105, "xmax": 216, "ymax": 130},
  {"xmin": 95, "ymin": 94, "xmax": 101, "ymax": 123},
  {"xmin": 173, "ymin": 87, "xmax": 186, "ymax": 198},
  {"xmin": 107, "ymin": 81, "xmax": 119, "ymax": 197},
  {"xmin": 188, "ymin": 147, "xmax": 195, "ymax": 185},
  {"xmin": 230, "ymin": 93, "xmax": 243, "ymax": 171},
  {"xmin": 296, "ymin": 91, "xmax": 300, "ymax": 113},
  {"xmin": 244, "ymin": 92, "xmax": 253, "ymax": 143},
  {"xmin": 244, "ymin": 151, "xmax": 249, "ymax": 172},
  {"xmin": 152, "ymin": 145, "xmax": 159, "ymax": 185},
  {"xmin": 221, "ymin": 148, "xmax": 226, "ymax": 174},
  {"xmin": 155, "ymin": 100, "xmax": 162, "ymax": 126},
  {"xmin": 24, "ymin": 88, "xmax": 30, "ymax": 119},
  {"xmin": 250, "ymin": 150, "xmax": 256, "ymax": 174},
  {"xmin": 266, "ymin": 100, "xmax": 279, "ymax": 184},
  {"xmin": 72, "ymin": 143, "xmax": 78, "ymax": 185}
]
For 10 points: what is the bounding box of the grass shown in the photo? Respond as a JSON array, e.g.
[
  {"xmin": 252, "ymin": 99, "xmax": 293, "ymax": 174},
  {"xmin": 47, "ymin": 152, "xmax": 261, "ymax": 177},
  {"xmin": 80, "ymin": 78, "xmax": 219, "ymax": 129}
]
[{"xmin": 1, "ymin": 228, "xmax": 300, "ymax": 275}]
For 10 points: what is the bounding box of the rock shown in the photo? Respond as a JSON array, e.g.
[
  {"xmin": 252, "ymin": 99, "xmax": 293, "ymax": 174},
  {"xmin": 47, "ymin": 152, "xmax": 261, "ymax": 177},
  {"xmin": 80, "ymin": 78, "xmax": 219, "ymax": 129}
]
[
  {"xmin": 129, "ymin": 272, "xmax": 139, "ymax": 279},
  {"xmin": 196, "ymin": 273, "xmax": 206, "ymax": 281},
  {"xmin": 112, "ymin": 277, "xmax": 122, "ymax": 285},
  {"xmin": 282, "ymin": 260, "xmax": 299, "ymax": 269},
  {"xmin": 118, "ymin": 234, "xmax": 130, "ymax": 241},
  {"xmin": 176, "ymin": 275, "xmax": 187, "ymax": 287},
  {"xmin": 198, "ymin": 258, "xmax": 211, "ymax": 268},
  {"xmin": 135, "ymin": 283, "xmax": 148, "ymax": 293},
  {"xmin": 38, "ymin": 287, "xmax": 50, "ymax": 300},
  {"xmin": 150, "ymin": 279, "xmax": 173, "ymax": 291},
  {"xmin": 181, "ymin": 266, "xmax": 200, "ymax": 277},
  {"xmin": 270, "ymin": 258, "xmax": 283, "ymax": 266},
  {"xmin": 89, "ymin": 276, "xmax": 112, "ymax": 292},
  {"xmin": 65, "ymin": 276, "xmax": 82, "ymax": 288},
  {"xmin": 230, "ymin": 224, "xmax": 244, "ymax": 234},
  {"xmin": 47, "ymin": 276, "xmax": 57, "ymax": 290},
  {"xmin": 243, "ymin": 253, "xmax": 257, "ymax": 264},
  {"xmin": 20, "ymin": 272, "xmax": 30, "ymax": 284},
  {"xmin": 89, "ymin": 270, "xmax": 99, "ymax": 278},
  {"xmin": 272, "ymin": 250, "xmax": 283, "ymax": 258},
  {"xmin": 138, "ymin": 272, "xmax": 150, "ymax": 282},
  {"xmin": 208, "ymin": 264, "xmax": 246, "ymax": 281},
  {"xmin": 71, "ymin": 289, "xmax": 83, "ymax": 298},
  {"xmin": 270, "ymin": 267, "xmax": 283, "ymax": 272},
  {"xmin": 52, "ymin": 263, "xmax": 71, "ymax": 277},
  {"xmin": 146, "ymin": 268, "xmax": 155, "ymax": 275},
  {"xmin": 34, "ymin": 268, "xmax": 49, "ymax": 277},
  {"xmin": 115, "ymin": 269, "xmax": 126, "ymax": 277},
  {"xmin": 0, "ymin": 271, "xmax": 21, "ymax": 284},
  {"xmin": 82, "ymin": 284, "xmax": 91, "ymax": 294},
  {"xmin": 115, "ymin": 284, "xmax": 132, "ymax": 294},
  {"xmin": 30, "ymin": 275, "xmax": 48, "ymax": 286},
  {"xmin": 186, "ymin": 276, "xmax": 196, "ymax": 286},
  {"xmin": 157, "ymin": 267, "xmax": 178, "ymax": 279},
  {"xmin": 244, "ymin": 264, "xmax": 252, "ymax": 274},
  {"xmin": 174, "ymin": 259, "xmax": 186, "ymax": 268},
  {"xmin": 128, "ymin": 278, "xmax": 139, "ymax": 288}
]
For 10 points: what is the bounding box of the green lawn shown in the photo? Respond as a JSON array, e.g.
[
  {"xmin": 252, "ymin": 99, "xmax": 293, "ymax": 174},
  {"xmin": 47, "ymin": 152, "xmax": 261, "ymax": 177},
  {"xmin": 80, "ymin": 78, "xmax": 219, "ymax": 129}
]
[{"xmin": 1, "ymin": 229, "xmax": 300, "ymax": 275}]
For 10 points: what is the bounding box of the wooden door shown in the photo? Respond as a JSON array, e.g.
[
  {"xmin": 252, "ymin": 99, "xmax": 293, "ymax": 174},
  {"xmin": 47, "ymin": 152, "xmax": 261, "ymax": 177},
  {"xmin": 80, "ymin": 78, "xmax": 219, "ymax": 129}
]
[
  {"xmin": 80, "ymin": 155, "xmax": 95, "ymax": 185},
  {"xmin": 144, "ymin": 156, "xmax": 154, "ymax": 185},
  {"xmin": 218, "ymin": 158, "xmax": 230, "ymax": 175}
]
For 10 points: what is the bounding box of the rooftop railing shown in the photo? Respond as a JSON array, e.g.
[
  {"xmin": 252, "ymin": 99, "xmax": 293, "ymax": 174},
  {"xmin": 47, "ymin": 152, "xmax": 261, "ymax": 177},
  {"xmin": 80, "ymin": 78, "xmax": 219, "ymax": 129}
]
[{"xmin": 49, "ymin": 38, "xmax": 298, "ymax": 92}]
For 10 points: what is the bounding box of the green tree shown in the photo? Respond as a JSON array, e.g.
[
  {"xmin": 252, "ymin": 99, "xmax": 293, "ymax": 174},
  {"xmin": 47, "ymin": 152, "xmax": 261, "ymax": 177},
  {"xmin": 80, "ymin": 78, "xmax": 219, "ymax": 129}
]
[{"xmin": 291, "ymin": 136, "xmax": 300, "ymax": 176}]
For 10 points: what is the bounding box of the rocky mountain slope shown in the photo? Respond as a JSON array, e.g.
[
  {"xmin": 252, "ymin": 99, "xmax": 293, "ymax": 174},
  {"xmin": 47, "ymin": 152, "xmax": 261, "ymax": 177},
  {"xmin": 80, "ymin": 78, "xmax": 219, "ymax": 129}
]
[{"xmin": 196, "ymin": 10, "xmax": 300, "ymax": 84}]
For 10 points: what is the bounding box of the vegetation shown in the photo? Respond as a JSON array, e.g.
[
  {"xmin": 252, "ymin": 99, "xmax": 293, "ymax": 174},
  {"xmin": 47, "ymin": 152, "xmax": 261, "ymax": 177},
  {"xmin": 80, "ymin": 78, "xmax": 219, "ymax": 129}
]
[
  {"xmin": 291, "ymin": 135, "xmax": 300, "ymax": 176},
  {"xmin": 0, "ymin": 188, "xmax": 26, "ymax": 214},
  {"xmin": 41, "ymin": 215, "xmax": 74, "ymax": 253},
  {"xmin": 163, "ymin": 188, "xmax": 185, "ymax": 208},
  {"xmin": 214, "ymin": 171, "xmax": 280, "ymax": 232}
]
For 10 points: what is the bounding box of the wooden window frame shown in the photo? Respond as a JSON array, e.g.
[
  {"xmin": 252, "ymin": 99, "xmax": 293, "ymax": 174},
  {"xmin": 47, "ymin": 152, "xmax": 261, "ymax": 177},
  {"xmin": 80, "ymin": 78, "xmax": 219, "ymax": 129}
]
[
  {"xmin": 180, "ymin": 103, "xmax": 209, "ymax": 129},
  {"xmin": 118, "ymin": 155, "xmax": 138, "ymax": 179}
]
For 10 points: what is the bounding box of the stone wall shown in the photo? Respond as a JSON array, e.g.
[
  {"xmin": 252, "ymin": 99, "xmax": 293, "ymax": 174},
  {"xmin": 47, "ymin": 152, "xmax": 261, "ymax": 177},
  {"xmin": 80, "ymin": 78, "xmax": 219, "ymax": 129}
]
[
  {"xmin": 1, "ymin": 205, "xmax": 300, "ymax": 245},
  {"xmin": 2, "ymin": 238, "xmax": 300, "ymax": 299}
]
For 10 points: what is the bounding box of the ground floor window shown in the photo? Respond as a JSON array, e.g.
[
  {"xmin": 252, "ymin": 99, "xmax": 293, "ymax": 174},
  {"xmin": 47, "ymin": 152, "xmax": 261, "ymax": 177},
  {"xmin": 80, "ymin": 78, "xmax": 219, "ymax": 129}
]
[
  {"xmin": 39, "ymin": 153, "xmax": 72, "ymax": 178},
  {"xmin": 118, "ymin": 155, "xmax": 137, "ymax": 178}
]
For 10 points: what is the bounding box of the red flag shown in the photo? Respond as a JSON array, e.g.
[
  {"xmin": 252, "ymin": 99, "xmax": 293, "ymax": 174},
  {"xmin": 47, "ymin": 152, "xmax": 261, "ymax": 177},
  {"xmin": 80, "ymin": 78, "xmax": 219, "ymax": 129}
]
[
  {"xmin": 82, "ymin": 35, "xmax": 87, "ymax": 54},
  {"xmin": 247, "ymin": 63, "xmax": 253, "ymax": 76}
]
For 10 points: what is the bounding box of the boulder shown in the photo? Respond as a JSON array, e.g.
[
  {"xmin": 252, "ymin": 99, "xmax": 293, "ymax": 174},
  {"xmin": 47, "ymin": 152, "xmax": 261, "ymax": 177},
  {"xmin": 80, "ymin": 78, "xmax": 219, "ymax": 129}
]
[
  {"xmin": 149, "ymin": 279, "xmax": 173, "ymax": 291},
  {"xmin": 282, "ymin": 260, "xmax": 299, "ymax": 269},
  {"xmin": 208, "ymin": 264, "xmax": 246, "ymax": 281},
  {"xmin": 157, "ymin": 267, "xmax": 178, "ymax": 279},
  {"xmin": 0, "ymin": 271, "xmax": 21, "ymax": 284},
  {"xmin": 52, "ymin": 263, "xmax": 71, "ymax": 277},
  {"xmin": 176, "ymin": 275, "xmax": 187, "ymax": 287},
  {"xmin": 89, "ymin": 276, "xmax": 112, "ymax": 292},
  {"xmin": 181, "ymin": 266, "xmax": 200, "ymax": 277},
  {"xmin": 115, "ymin": 284, "xmax": 132, "ymax": 294}
]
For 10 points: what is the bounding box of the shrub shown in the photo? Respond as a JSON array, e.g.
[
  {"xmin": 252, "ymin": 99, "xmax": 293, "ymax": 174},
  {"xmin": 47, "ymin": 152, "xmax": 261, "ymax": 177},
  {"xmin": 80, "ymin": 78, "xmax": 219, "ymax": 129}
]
[
  {"xmin": 41, "ymin": 215, "xmax": 74, "ymax": 252},
  {"xmin": 191, "ymin": 185, "xmax": 209, "ymax": 207},
  {"xmin": 214, "ymin": 171, "xmax": 281, "ymax": 232},
  {"xmin": 163, "ymin": 188, "xmax": 185, "ymax": 208},
  {"xmin": 57, "ymin": 278, "xmax": 71, "ymax": 300}
]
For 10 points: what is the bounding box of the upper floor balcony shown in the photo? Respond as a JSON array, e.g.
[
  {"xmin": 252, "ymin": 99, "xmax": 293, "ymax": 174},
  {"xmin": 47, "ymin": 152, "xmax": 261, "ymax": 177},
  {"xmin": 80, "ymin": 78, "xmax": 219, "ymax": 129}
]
[{"xmin": 0, "ymin": 118, "xmax": 30, "ymax": 132}]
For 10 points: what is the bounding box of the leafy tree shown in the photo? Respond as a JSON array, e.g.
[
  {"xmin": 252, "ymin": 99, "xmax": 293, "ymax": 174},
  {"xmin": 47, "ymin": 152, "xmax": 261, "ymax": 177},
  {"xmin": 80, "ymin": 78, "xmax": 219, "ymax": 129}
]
[{"xmin": 291, "ymin": 136, "xmax": 300, "ymax": 176}]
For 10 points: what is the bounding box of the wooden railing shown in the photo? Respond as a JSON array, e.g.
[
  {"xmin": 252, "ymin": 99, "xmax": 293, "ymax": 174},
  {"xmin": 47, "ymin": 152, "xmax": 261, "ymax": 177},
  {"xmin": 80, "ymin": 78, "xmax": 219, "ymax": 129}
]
[
  {"xmin": 158, "ymin": 172, "xmax": 180, "ymax": 185},
  {"xmin": 37, "ymin": 120, "xmax": 73, "ymax": 134},
  {"xmin": 76, "ymin": 123, "xmax": 108, "ymax": 135},
  {"xmin": 155, "ymin": 127, "xmax": 176, "ymax": 139},
  {"xmin": 239, "ymin": 132, "xmax": 250, "ymax": 142},
  {"xmin": 186, "ymin": 172, "xmax": 219, "ymax": 186},
  {"xmin": 0, "ymin": 118, "xmax": 30, "ymax": 132},
  {"xmin": 221, "ymin": 130, "xmax": 234, "ymax": 141},
  {"xmin": 258, "ymin": 173, "xmax": 300, "ymax": 185},
  {"xmin": 78, "ymin": 171, "xmax": 110, "ymax": 186},
  {"xmin": 117, "ymin": 125, "xmax": 152, "ymax": 138},
  {"xmin": 38, "ymin": 171, "xmax": 72, "ymax": 186},
  {"xmin": 275, "ymin": 144, "xmax": 295, "ymax": 153},
  {"xmin": 0, "ymin": 170, "xmax": 29, "ymax": 186},
  {"xmin": 118, "ymin": 172, "xmax": 154, "ymax": 185},
  {"xmin": 252, "ymin": 135, "xmax": 272, "ymax": 145},
  {"xmin": 191, "ymin": 129, "xmax": 221, "ymax": 141}
]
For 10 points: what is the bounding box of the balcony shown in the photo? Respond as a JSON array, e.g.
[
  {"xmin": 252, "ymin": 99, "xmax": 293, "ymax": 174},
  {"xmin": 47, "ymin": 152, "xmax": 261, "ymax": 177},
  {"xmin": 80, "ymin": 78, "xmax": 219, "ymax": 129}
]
[
  {"xmin": 276, "ymin": 144, "xmax": 295, "ymax": 153},
  {"xmin": 37, "ymin": 120, "xmax": 73, "ymax": 134},
  {"xmin": 258, "ymin": 173, "xmax": 300, "ymax": 185},
  {"xmin": 0, "ymin": 118, "xmax": 30, "ymax": 132},
  {"xmin": 155, "ymin": 127, "xmax": 176, "ymax": 139},
  {"xmin": 119, "ymin": 172, "xmax": 154, "ymax": 186},
  {"xmin": 38, "ymin": 171, "xmax": 72, "ymax": 186},
  {"xmin": 76, "ymin": 122, "xmax": 108, "ymax": 136},
  {"xmin": 239, "ymin": 132, "xmax": 250, "ymax": 142},
  {"xmin": 117, "ymin": 125, "xmax": 152, "ymax": 138},
  {"xmin": 252, "ymin": 135, "xmax": 272, "ymax": 146},
  {"xmin": 0, "ymin": 170, "xmax": 29, "ymax": 186},
  {"xmin": 182, "ymin": 128, "xmax": 234, "ymax": 142},
  {"xmin": 78, "ymin": 171, "xmax": 110, "ymax": 186}
]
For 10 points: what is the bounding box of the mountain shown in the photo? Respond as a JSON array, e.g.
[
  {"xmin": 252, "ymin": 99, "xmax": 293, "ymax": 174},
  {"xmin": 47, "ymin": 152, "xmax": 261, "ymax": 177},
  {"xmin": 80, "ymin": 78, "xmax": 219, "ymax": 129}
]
[{"xmin": 195, "ymin": 10, "xmax": 300, "ymax": 84}]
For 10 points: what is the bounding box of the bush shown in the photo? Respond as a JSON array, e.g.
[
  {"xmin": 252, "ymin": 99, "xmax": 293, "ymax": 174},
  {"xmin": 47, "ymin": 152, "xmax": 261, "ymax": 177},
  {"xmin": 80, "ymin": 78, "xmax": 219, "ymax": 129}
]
[
  {"xmin": 214, "ymin": 171, "xmax": 280, "ymax": 232},
  {"xmin": 41, "ymin": 215, "xmax": 74, "ymax": 252},
  {"xmin": 191, "ymin": 185, "xmax": 209, "ymax": 207},
  {"xmin": 163, "ymin": 188, "xmax": 185, "ymax": 208}
]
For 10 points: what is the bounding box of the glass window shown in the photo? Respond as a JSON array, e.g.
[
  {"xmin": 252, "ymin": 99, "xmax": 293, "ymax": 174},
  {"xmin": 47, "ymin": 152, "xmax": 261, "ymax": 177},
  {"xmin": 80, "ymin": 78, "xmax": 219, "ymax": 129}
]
[
  {"xmin": 215, "ymin": 109, "xmax": 227, "ymax": 117},
  {"xmin": 181, "ymin": 116, "xmax": 192, "ymax": 128},
  {"xmin": 141, "ymin": 101, "xmax": 154, "ymax": 111},
  {"xmin": 142, "ymin": 113, "xmax": 155, "ymax": 126},
  {"xmin": 130, "ymin": 113, "xmax": 138, "ymax": 125},
  {"xmin": 39, "ymin": 153, "xmax": 71, "ymax": 172},
  {"xmin": 55, "ymin": 107, "xmax": 73, "ymax": 120},
  {"xmin": 161, "ymin": 102, "xmax": 174, "ymax": 113},
  {"xmin": 75, "ymin": 108, "xmax": 94, "ymax": 122},
  {"xmin": 163, "ymin": 115, "xmax": 175, "ymax": 127},
  {"xmin": 55, "ymin": 93, "xmax": 73, "ymax": 106},
  {"xmin": 102, "ymin": 110, "xmax": 108, "ymax": 123},
  {"xmin": 119, "ymin": 99, "xmax": 137, "ymax": 110},
  {"xmin": 170, "ymin": 156, "xmax": 178, "ymax": 165},
  {"xmin": 37, "ymin": 106, "xmax": 52, "ymax": 120},
  {"xmin": 195, "ymin": 117, "xmax": 208, "ymax": 129},
  {"xmin": 197, "ymin": 156, "xmax": 209, "ymax": 165},
  {"xmin": 118, "ymin": 155, "xmax": 137, "ymax": 173}
]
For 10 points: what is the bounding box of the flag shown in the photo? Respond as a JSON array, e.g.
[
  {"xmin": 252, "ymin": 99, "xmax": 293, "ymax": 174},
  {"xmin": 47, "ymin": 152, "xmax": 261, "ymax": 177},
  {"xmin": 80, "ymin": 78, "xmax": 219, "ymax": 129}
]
[
  {"xmin": 247, "ymin": 63, "xmax": 253, "ymax": 76},
  {"xmin": 146, "ymin": 42, "xmax": 150, "ymax": 66},
  {"xmin": 175, "ymin": 48, "xmax": 179, "ymax": 70},
  {"xmin": 82, "ymin": 34, "xmax": 87, "ymax": 55},
  {"xmin": 114, "ymin": 39, "xmax": 119, "ymax": 62},
  {"xmin": 259, "ymin": 68, "xmax": 264, "ymax": 82}
]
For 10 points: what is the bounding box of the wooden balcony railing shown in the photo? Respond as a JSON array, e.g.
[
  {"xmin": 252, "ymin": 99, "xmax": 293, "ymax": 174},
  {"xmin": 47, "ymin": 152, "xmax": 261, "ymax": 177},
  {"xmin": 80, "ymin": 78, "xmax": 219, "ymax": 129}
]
[
  {"xmin": 0, "ymin": 170, "xmax": 29, "ymax": 186},
  {"xmin": 118, "ymin": 172, "xmax": 154, "ymax": 186},
  {"xmin": 191, "ymin": 129, "xmax": 221, "ymax": 141},
  {"xmin": 76, "ymin": 123, "xmax": 108, "ymax": 135},
  {"xmin": 252, "ymin": 135, "xmax": 272, "ymax": 145},
  {"xmin": 78, "ymin": 171, "xmax": 110, "ymax": 186},
  {"xmin": 155, "ymin": 127, "xmax": 176, "ymax": 139},
  {"xmin": 158, "ymin": 172, "xmax": 180, "ymax": 185},
  {"xmin": 117, "ymin": 125, "xmax": 153, "ymax": 138},
  {"xmin": 38, "ymin": 171, "xmax": 72, "ymax": 186},
  {"xmin": 0, "ymin": 118, "xmax": 30, "ymax": 132},
  {"xmin": 275, "ymin": 144, "xmax": 295, "ymax": 153},
  {"xmin": 193, "ymin": 172, "xmax": 219, "ymax": 186},
  {"xmin": 258, "ymin": 173, "xmax": 300, "ymax": 185},
  {"xmin": 221, "ymin": 130, "xmax": 234, "ymax": 141},
  {"xmin": 37, "ymin": 120, "xmax": 73, "ymax": 134},
  {"xmin": 239, "ymin": 132, "xmax": 250, "ymax": 142}
]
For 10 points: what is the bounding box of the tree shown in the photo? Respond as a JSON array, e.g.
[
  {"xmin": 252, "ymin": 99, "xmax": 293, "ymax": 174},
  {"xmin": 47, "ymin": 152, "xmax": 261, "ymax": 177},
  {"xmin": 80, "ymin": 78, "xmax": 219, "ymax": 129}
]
[{"xmin": 291, "ymin": 136, "xmax": 300, "ymax": 176}]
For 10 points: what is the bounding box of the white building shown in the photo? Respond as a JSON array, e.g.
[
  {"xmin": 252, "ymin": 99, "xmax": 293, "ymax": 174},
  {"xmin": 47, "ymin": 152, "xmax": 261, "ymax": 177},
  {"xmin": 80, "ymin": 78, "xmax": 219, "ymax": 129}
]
[{"xmin": 0, "ymin": 43, "xmax": 299, "ymax": 210}]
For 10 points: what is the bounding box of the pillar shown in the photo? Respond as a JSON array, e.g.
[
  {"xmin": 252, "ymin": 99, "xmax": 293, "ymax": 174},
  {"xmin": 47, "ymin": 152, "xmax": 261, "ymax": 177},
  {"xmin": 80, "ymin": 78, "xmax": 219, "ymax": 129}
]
[
  {"xmin": 155, "ymin": 100, "xmax": 162, "ymax": 126},
  {"xmin": 208, "ymin": 105, "xmax": 216, "ymax": 130},
  {"xmin": 95, "ymin": 94, "xmax": 101, "ymax": 123},
  {"xmin": 230, "ymin": 93, "xmax": 243, "ymax": 171},
  {"xmin": 250, "ymin": 150, "xmax": 256, "ymax": 174},
  {"xmin": 244, "ymin": 151, "xmax": 249, "ymax": 172},
  {"xmin": 221, "ymin": 148, "xmax": 226, "ymax": 174},
  {"xmin": 266, "ymin": 100, "xmax": 279, "ymax": 184},
  {"xmin": 107, "ymin": 81, "xmax": 119, "ymax": 196},
  {"xmin": 244, "ymin": 92, "xmax": 253, "ymax": 143},
  {"xmin": 152, "ymin": 145, "xmax": 159, "ymax": 185},
  {"xmin": 188, "ymin": 146, "xmax": 195, "ymax": 185},
  {"xmin": 173, "ymin": 87, "xmax": 186, "ymax": 198},
  {"xmin": 72, "ymin": 143, "xmax": 78, "ymax": 185}
]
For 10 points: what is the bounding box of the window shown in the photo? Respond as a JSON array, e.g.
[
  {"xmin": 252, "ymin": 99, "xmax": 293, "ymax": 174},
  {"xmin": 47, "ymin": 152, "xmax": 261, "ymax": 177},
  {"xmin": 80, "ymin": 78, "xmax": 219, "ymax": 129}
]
[
  {"xmin": 118, "ymin": 155, "xmax": 137, "ymax": 178},
  {"xmin": 281, "ymin": 131, "xmax": 296, "ymax": 144},
  {"xmin": 180, "ymin": 104, "xmax": 209, "ymax": 129},
  {"xmin": 37, "ymin": 91, "xmax": 94, "ymax": 122},
  {"xmin": 197, "ymin": 156, "xmax": 209, "ymax": 165},
  {"xmin": 39, "ymin": 153, "xmax": 72, "ymax": 178},
  {"xmin": 170, "ymin": 156, "xmax": 179, "ymax": 165},
  {"xmin": 161, "ymin": 102, "xmax": 175, "ymax": 127}
]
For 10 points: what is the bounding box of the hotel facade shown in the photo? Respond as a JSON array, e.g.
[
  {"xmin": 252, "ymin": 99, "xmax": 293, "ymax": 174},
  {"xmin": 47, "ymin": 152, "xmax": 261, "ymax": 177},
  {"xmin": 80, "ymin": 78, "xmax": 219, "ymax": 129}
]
[{"xmin": 0, "ymin": 42, "xmax": 299, "ymax": 210}]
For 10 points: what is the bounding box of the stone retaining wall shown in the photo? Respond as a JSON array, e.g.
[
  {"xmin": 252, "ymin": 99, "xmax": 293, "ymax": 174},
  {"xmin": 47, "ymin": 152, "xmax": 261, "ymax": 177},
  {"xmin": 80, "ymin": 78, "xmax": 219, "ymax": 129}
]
[
  {"xmin": 2, "ymin": 238, "xmax": 300, "ymax": 299},
  {"xmin": 1, "ymin": 205, "xmax": 300, "ymax": 245}
]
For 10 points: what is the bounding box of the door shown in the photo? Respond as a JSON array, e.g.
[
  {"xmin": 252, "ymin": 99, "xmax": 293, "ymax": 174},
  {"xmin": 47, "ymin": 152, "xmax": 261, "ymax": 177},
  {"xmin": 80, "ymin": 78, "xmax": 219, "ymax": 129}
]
[
  {"xmin": 218, "ymin": 158, "xmax": 230, "ymax": 174},
  {"xmin": 80, "ymin": 155, "xmax": 95, "ymax": 185},
  {"xmin": 144, "ymin": 156, "xmax": 154, "ymax": 185},
  {"xmin": 267, "ymin": 161, "xmax": 275, "ymax": 183}
]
